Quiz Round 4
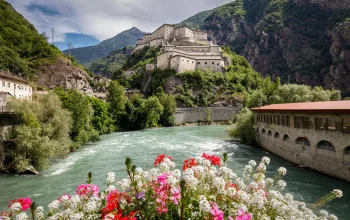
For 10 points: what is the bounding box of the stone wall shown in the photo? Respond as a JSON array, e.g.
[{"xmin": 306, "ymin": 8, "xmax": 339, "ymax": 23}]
[
  {"xmin": 175, "ymin": 107, "xmax": 239, "ymax": 125},
  {"xmin": 255, "ymin": 112, "xmax": 350, "ymax": 182}
]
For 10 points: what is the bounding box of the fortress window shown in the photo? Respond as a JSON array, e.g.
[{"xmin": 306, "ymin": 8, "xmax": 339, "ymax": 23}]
[
  {"xmin": 2, "ymin": 82, "xmax": 4, "ymax": 87},
  {"xmin": 317, "ymin": 141, "xmax": 335, "ymax": 152},
  {"xmin": 268, "ymin": 130, "xmax": 272, "ymax": 136},
  {"xmin": 343, "ymin": 119, "xmax": 350, "ymax": 133},
  {"xmin": 296, "ymin": 137, "xmax": 310, "ymax": 146},
  {"xmin": 217, "ymin": 63, "xmax": 219, "ymax": 66},
  {"xmin": 302, "ymin": 117, "xmax": 310, "ymax": 129},
  {"xmin": 212, "ymin": 62, "xmax": 215, "ymax": 64},
  {"xmin": 294, "ymin": 116, "xmax": 302, "ymax": 128},
  {"xmin": 326, "ymin": 118, "xmax": 336, "ymax": 132},
  {"xmin": 198, "ymin": 62, "xmax": 200, "ymax": 64},
  {"xmin": 344, "ymin": 146, "xmax": 350, "ymax": 155},
  {"xmin": 8, "ymin": 83, "xmax": 10, "ymax": 88},
  {"xmin": 205, "ymin": 62, "xmax": 207, "ymax": 65},
  {"xmin": 283, "ymin": 134, "xmax": 290, "ymax": 141},
  {"xmin": 187, "ymin": 60, "xmax": 189, "ymax": 62},
  {"xmin": 192, "ymin": 61, "xmax": 194, "ymax": 63},
  {"xmin": 315, "ymin": 117, "xmax": 324, "ymax": 130}
]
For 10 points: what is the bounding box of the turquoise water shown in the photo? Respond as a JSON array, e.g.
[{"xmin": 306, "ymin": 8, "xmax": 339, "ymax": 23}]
[{"xmin": 0, "ymin": 126, "xmax": 349, "ymax": 219}]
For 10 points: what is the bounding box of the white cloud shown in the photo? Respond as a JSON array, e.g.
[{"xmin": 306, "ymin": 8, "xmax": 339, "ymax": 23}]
[{"xmin": 7, "ymin": 0, "xmax": 227, "ymax": 43}]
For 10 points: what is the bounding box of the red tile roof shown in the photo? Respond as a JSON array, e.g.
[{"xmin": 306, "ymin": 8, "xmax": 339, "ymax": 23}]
[{"xmin": 251, "ymin": 101, "xmax": 350, "ymax": 113}]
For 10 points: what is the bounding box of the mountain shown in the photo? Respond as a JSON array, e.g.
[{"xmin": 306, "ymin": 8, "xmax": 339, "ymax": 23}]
[
  {"xmin": 176, "ymin": 8, "xmax": 216, "ymax": 30},
  {"xmin": 89, "ymin": 47, "xmax": 131, "ymax": 78},
  {"xmin": 180, "ymin": 0, "xmax": 350, "ymax": 93},
  {"xmin": 63, "ymin": 27, "xmax": 144, "ymax": 66},
  {"xmin": 0, "ymin": 0, "xmax": 92, "ymax": 92}
]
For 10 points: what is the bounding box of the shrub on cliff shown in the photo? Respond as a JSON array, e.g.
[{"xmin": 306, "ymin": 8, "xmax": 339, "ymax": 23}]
[
  {"xmin": 227, "ymin": 108, "xmax": 256, "ymax": 145},
  {"xmin": 8, "ymin": 94, "xmax": 72, "ymax": 172}
]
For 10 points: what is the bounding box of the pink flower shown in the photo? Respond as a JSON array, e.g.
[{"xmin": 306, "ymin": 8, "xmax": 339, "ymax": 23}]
[
  {"xmin": 75, "ymin": 184, "xmax": 99, "ymax": 199},
  {"xmin": 235, "ymin": 209, "xmax": 252, "ymax": 220},
  {"xmin": 9, "ymin": 198, "xmax": 32, "ymax": 211},
  {"xmin": 170, "ymin": 188, "xmax": 181, "ymax": 205},
  {"xmin": 210, "ymin": 202, "xmax": 224, "ymax": 220}
]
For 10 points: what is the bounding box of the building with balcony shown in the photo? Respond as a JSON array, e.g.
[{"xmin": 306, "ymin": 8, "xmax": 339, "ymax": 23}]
[{"xmin": 252, "ymin": 101, "xmax": 350, "ymax": 182}]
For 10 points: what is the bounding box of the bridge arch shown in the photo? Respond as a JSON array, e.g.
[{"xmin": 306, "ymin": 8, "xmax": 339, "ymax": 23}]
[
  {"xmin": 283, "ymin": 134, "xmax": 290, "ymax": 141},
  {"xmin": 317, "ymin": 141, "xmax": 335, "ymax": 152}
]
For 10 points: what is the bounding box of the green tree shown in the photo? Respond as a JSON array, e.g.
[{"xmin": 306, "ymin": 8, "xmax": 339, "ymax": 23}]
[
  {"xmin": 8, "ymin": 93, "xmax": 72, "ymax": 172},
  {"xmin": 157, "ymin": 93, "xmax": 177, "ymax": 127},
  {"xmin": 54, "ymin": 88, "xmax": 99, "ymax": 148},
  {"xmin": 144, "ymin": 96, "xmax": 164, "ymax": 128},
  {"xmin": 89, "ymin": 97, "xmax": 115, "ymax": 134},
  {"xmin": 107, "ymin": 81, "xmax": 128, "ymax": 125},
  {"xmin": 227, "ymin": 108, "xmax": 256, "ymax": 145}
]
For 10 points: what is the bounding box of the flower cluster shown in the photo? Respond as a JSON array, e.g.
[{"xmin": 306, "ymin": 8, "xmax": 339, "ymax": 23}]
[{"xmin": 0, "ymin": 153, "xmax": 343, "ymax": 220}]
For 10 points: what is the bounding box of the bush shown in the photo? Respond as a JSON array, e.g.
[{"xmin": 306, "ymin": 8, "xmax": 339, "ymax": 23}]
[
  {"xmin": 8, "ymin": 93, "xmax": 72, "ymax": 172},
  {"xmin": 89, "ymin": 97, "xmax": 115, "ymax": 135},
  {"xmin": 227, "ymin": 108, "xmax": 256, "ymax": 145}
]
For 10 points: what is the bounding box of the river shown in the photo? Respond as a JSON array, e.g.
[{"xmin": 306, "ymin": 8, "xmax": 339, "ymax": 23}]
[{"xmin": 0, "ymin": 126, "xmax": 349, "ymax": 219}]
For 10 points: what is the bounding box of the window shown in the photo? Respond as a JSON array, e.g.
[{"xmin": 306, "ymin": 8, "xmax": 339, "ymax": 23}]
[
  {"xmin": 205, "ymin": 62, "xmax": 207, "ymax": 65},
  {"xmin": 283, "ymin": 134, "xmax": 290, "ymax": 141},
  {"xmin": 326, "ymin": 118, "xmax": 336, "ymax": 132},
  {"xmin": 212, "ymin": 62, "xmax": 214, "ymax": 64},
  {"xmin": 268, "ymin": 130, "xmax": 272, "ymax": 136},
  {"xmin": 274, "ymin": 132, "xmax": 280, "ymax": 138},
  {"xmin": 256, "ymin": 127, "xmax": 259, "ymax": 133},
  {"xmin": 198, "ymin": 62, "xmax": 200, "ymax": 64},
  {"xmin": 217, "ymin": 63, "xmax": 219, "ymax": 66},
  {"xmin": 344, "ymin": 147, "xmax": 350, "ymax": 155},
  {"xmin": 262, "ymin": 129, "xmax": 266, "ymax": 134},
  {"xmin": 343, "ymin": 119, "xmax": 350, "ymax": 133},
  {"xmin": 302, "ymin": 117, "xmax": 310, "ymax": 129},
  {"xmin": 187, "ymin": 60, "xmax": 189, "ymax": 62},
  {"xmin": 2, "ymin": 82, "xmax": 4, "ymax": 87},
  {"xmin": 315, "ymin": 117, "xmax": 324, "ymax": 130},
  {"xmin": 317, "ymin": 141, "xmax": 335, "ymax": 152},
  {"xmin": 7, "ymin": 83, "xmax": 10, "ymax": 88},
  {"xmin": 277, "ymin": 115, "xmax": 281, "ymax": 125},
  {"xmin": 296, "ymin": 137, "xmax": 310, "ymax": 146},
  {"xmin": 294, "ymin": 116, "xmax": 302, "ymax": 128},
  {"xmin": 286, "ymin": 116, "xmax": 290, "ymax": 127},
  {"xmin": 269, "ymin": 115, "xmax": 273, "ymax": 124},
  {"xmin": 192, "ymin": 61, "xmax": 194, "ymax": 63}
]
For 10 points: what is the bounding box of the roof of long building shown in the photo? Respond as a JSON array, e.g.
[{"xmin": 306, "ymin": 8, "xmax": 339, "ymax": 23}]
[
  {"xmin": 0, "ymin": 71, "xmax": 29, "ymax": 84},
  {"xmin": 251, "ymin": 101, "xmax": 350, "ymax": 113}
]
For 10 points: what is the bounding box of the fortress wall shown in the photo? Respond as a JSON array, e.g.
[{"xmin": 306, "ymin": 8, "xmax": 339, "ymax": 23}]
[{"xmin": 175, "ymin": 107, "xmax": 239, "ymax": 125}]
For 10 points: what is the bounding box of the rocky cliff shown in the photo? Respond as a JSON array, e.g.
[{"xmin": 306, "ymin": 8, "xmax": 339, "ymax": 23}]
[
  {"xmin": 188, "ymin": 0, "xmax": 350, "ymax": 92},
  {"xmin": 37, "ymin": 57, "xmax": 92, "ymax": 92}
]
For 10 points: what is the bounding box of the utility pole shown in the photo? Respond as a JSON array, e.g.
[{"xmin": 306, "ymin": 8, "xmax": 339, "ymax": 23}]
[
  {"xmin": 50, "ymin": 27, "xmax": 56, "ymax": 45},
  {"xmin": 67, "ymin": 42, "xmax": 73, "ymax": 59}
]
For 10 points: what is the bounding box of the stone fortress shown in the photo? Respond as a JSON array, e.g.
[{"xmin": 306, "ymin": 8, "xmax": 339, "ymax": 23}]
[{"xmin": 132, "ymin": 24, "xmax": 231, "ymax": 73}]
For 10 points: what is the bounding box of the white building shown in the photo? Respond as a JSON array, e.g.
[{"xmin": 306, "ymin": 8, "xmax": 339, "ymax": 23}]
[
  {"xmin": 0, "ymin": 71, "xmax": 32, "ymax": 112},
  {"xmin": 132, "ymin": 24, "xmax": 230, "ymax": 73}
]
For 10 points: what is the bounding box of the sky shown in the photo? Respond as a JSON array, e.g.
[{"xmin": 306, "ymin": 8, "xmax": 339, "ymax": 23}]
[{"xmin": 7, "ymin": 0, "xmax": 229, "ymax": 51}]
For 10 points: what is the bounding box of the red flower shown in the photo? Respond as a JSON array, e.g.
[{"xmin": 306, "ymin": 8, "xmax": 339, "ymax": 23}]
[
  {"xmin": 226, "ymin": 181, "xmax": 240, "ymax": 191},
  {"xmin": 102, "ymin": 190, "xmax": 135, "ymax": 219},
  {"xmin": 202, "ymin": 153, "xmax": 221, "ymax": 166},
  {"xmin": 154, "ymin": 154, "xmax": 172, "ymax": 167},
  {"xmin": 183, "ymin": 158, "xmax": 199, "ymax": 170},
  {"xmin": 8, "ymin": 198, "xmax": 32, "ymax": 211}
]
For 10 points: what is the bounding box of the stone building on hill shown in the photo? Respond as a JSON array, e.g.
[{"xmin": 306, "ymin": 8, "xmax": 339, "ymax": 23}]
[{"xmin": 132, "ymin": 24, "xmax": 230, "ymax": 73}]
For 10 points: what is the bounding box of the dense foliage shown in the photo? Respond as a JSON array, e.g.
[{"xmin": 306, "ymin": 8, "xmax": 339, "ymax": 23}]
[
  {"xmin": 7, "ymin": 94, "xmax": 72, "ymax": 172},
  {"xmin": 54, "ymin": 88, "xmax": 99, "ymax": 149},
  {"xmin": 0, "ymin": 0, "xmax": 61, "ymax": 79},
  {"xmin": 227, "ymin": 108, "xmax": 255, "ymax": 145},
  {"xmin": 1, "ymin": 153, "xmax": 343, "ymax": 219},
  {"xmin": 89, "ymin": 97, "xmax": 115, "ymax": 135}
]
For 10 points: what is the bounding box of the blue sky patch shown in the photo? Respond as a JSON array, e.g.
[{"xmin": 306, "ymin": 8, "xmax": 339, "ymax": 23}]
[{"xmin": 55, "ymin": 33, "xmax": 101, "ymax": 51}]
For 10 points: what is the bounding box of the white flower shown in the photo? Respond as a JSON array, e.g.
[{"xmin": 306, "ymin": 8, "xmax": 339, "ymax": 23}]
[
  {"xmin": 15, "ymin": 213, "xmax": 28, "ymax": 220},
  {"xmin": 256, "ymin": 163, "xmax": 266, "ymax": 173},
  {"xmin": 249, "ymin": 160, "xmax": 257, "ymax": 167},
  {"xmin": 262, "ymin": 157, "xmax": 270, "ymax": 165},
  {"xmin": 227, "ymin": 187, "xmax": 237, "ymax": 198},
  {"xmin": 69, "ymin": 195, "xmax": 81, "ymax": 208},
  {"xmin": 48, "ymin": 200, "xmax": 60, "ymax": 210},
  {"xmin": 277, "ymin": 180, "xmax": 287, "ymax": 190},
  {"xmin": 203, "ymin": 159, "xmax": 211, "ymax": 167},
  {"xmin": 70, "ymin": 212, "xmax": 84, "ymax": 220},
  {"xmin": 332, "ymin": 189, "xmax": 343, "ymax": 198},
  {"xmin": 107, "ymin": 172, "xmax": 115, "ymax": 185},
  {"xmin": 9, "ymin": 202, "xmax": 22, "ymax": 212},
  {"xmin": 35, "ymin": 206, "xmax": 45, "ymax": 220},
  {"xmin": 320, "ymin": 210, "xmax": 329, "ymax": 217},
  {"xmin": 277, "ymin": 167, "xmax": 287, "ymax": 176},
  {"xmin": 199, "ymin": 198, "xmax": 210, "ymax": 212},
  {"xmin": 329, "ymin": 214, "xmax": 338, "ymax": 220}
]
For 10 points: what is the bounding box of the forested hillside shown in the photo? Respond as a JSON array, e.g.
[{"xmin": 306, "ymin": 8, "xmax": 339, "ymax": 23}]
[
  {"xmin": 180, "ymin": 0, "xmax": 350, "ymax": 93},
  {"xmin": 0, "ymin": 0, "xmax": 92, "ymax": 91}
]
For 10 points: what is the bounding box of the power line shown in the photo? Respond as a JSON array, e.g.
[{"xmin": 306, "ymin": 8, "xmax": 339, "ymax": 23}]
[
  {"xmin": 67, "ymin": 42, "xmax": 73, "ymax": 58},
  {"xmin": 50, "ymin": 27, "xmax": 56, "ymax": 45}
]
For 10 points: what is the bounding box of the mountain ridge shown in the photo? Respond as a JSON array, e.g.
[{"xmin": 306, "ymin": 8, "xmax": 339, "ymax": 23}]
[{"xmin": 63, "ymin": 27, "xmax": 144, "ymax": 66}]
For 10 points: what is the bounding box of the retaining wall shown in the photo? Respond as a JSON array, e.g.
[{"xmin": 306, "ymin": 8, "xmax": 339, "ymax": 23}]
[{"xmin": 175, "ymin": 107, "xmax": 239, "ymax": 125}]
